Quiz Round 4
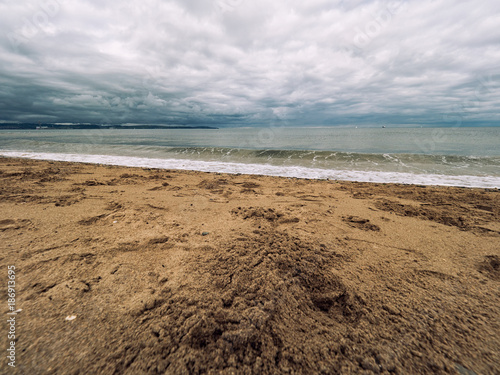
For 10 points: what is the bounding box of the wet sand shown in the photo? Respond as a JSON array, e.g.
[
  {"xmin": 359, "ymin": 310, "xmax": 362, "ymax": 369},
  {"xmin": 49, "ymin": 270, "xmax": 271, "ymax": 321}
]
[{"xmin": 0, "ymin": 157, "xmax": 499, "ymax": 374}]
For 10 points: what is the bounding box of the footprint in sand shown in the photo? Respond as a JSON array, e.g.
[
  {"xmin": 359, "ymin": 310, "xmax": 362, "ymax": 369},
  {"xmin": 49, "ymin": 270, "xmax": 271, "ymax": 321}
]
[
  {"xmin": 343, "ymin": 216, "xmax": 381, "ymax": 231},
  {"xmin": 231, "ymin": 207, "xmax": 300, "ymax": 224}
]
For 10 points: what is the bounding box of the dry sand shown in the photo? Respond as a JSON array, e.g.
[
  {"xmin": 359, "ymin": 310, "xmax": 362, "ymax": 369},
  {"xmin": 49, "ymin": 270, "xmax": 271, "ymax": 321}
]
[{"xmin": 0, "ymin": 157, "xmax": 499, "ymax": 374}]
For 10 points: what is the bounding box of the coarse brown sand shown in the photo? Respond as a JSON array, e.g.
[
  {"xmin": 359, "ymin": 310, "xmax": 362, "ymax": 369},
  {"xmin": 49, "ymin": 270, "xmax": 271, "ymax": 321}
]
[{"xmin": 0, "ymin": 157, "xmax": 499, "ymax": 374}]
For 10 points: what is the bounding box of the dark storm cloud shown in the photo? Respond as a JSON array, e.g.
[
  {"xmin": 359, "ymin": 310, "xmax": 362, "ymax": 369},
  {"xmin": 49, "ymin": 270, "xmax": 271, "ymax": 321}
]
[{"xmin": 0, "ymin": 0, "xmax": 499, "ymax": 126}]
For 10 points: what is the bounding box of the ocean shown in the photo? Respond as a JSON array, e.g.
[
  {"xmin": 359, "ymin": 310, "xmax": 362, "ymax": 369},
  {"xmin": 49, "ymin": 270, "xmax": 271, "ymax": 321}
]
[{"xmin": 1, "ymin": 127, "xmax": 499, "ymax": 188}]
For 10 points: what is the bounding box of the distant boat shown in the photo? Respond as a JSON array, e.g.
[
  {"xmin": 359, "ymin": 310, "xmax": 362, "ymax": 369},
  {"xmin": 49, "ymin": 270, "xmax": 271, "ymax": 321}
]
[{"xmin": 382, "ymin": 125, "xmax": 386, "ymax": 128}]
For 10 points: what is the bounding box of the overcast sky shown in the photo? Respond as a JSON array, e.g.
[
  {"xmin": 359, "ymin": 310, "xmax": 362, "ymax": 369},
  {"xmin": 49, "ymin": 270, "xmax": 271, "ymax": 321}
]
[{"xmin": 0, "ymin": 0, "xmax": 499, "ymax": 126}]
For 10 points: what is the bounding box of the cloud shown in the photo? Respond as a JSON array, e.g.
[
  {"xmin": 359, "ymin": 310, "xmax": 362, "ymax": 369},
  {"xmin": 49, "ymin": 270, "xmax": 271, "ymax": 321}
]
[{"xmin": 0, "ymin": 0, "xmax": 498, "ymax": 126}]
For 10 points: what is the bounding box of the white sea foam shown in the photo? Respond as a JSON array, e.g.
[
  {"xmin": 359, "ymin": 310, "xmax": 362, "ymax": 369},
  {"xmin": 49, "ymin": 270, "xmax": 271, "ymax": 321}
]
[{"xmin": 1, "ymin": 151, "xmax": 499, "ymax": 188}]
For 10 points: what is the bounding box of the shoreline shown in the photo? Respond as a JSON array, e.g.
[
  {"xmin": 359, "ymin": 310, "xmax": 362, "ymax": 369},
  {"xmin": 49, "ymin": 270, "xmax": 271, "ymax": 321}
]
[
  {"xmin": 1, "ymin": 157, "xmax": 499, "ymax": 374},
  {"xmin": 2, "ymin": 152, "xmax": 500, "ymax": 189}
]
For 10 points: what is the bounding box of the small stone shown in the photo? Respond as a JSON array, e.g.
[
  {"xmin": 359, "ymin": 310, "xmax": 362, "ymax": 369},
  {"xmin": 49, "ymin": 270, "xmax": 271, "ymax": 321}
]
[
  {"xmin": 202, "ymin": 232, "xmax": 209, "ymax": 236},
  {"xmin": 455, "ymin": 363, "xmax": 478, "ymax": 375}
]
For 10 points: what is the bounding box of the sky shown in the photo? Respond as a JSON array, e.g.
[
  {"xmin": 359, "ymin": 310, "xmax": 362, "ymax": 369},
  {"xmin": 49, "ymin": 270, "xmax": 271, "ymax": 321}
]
[{"xmin": 0, "ymin": 0, "xmax": 499, "ymax": 127}]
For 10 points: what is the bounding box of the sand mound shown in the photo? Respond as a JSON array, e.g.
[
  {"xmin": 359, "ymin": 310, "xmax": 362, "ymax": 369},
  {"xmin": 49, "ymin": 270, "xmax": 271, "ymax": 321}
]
[{"xmin": 106, "ymin": 231, "xmax": 371, "ymax": 374}]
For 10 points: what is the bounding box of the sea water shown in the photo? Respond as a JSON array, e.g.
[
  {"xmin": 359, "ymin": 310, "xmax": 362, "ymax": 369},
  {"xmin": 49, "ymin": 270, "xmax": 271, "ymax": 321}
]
[{"xmin": 1, "ymin": 127, "xmax": 499, "ymax": 188}]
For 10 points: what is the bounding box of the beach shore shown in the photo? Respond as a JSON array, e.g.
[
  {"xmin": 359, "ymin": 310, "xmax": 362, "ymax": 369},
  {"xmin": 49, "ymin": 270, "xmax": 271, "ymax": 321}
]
[{"xmin": 1, "ymin": 157, "xmax": 499, "ymax": 374}]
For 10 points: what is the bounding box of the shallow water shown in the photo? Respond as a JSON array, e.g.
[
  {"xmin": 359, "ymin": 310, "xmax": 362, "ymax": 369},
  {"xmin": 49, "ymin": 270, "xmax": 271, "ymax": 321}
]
[{"xmin": 1, "ymin": 127, "xmax": 499, "ymax": 187}]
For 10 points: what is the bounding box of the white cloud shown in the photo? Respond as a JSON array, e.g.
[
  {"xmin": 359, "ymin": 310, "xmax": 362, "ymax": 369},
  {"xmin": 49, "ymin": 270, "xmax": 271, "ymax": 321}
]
[{"xmin": 0, "ymin": 0, "xmax": 498, "ymax": 125}]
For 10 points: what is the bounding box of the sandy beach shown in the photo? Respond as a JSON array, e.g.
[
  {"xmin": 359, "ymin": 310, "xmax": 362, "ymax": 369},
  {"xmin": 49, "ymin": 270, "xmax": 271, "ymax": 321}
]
[{"xmin": 1, "ymin": 156, "xmax": 499, "ymax": 374}]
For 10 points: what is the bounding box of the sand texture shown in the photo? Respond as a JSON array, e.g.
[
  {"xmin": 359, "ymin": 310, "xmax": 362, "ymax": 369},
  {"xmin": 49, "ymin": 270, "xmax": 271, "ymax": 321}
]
[{"xmin": 1, "ymin": 157, "xmax": 499, "ymax": 374}]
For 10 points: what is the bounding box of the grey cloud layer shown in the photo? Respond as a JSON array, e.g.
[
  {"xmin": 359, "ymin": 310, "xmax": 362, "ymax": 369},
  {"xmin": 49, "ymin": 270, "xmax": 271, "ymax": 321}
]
[{"xmin": 0, "ymin": 0, "xmax": 499, "ymax": 126}]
